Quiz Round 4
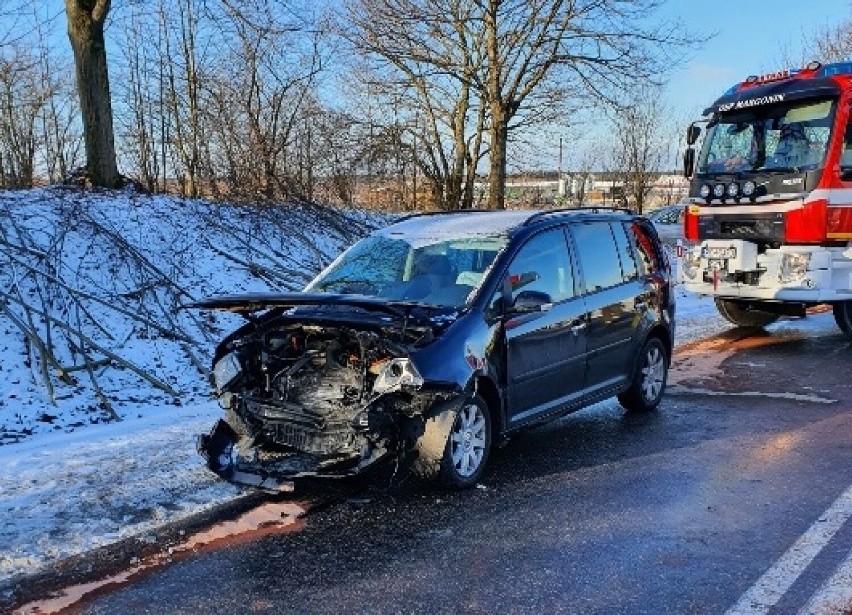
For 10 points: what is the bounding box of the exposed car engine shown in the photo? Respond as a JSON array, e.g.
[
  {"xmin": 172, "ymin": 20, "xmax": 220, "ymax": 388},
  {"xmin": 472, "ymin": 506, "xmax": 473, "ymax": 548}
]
[{"xmin": 206, "ymin": 321, "xmax": 435, "ymax": 483}]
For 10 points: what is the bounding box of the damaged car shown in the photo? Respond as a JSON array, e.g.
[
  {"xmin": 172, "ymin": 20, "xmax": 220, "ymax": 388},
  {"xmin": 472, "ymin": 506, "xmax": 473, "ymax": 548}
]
[{"xmin": 186, "ymin": 209, "xmax": 675, "ymax": 492}]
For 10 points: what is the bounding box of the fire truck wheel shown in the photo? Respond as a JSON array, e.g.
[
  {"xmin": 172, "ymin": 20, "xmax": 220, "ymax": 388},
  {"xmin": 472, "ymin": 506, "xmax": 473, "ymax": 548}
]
[
  {"xmin": 833, "ymin": 301, "xmax": 852, "ymax": 336},
  {"xmin": 714, "ymin": 298, "xmax": 779, "ymax": 328}
]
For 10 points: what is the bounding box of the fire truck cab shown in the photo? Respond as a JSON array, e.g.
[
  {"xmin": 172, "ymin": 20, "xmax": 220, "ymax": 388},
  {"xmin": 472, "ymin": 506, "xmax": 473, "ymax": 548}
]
[{"xmin": 682, "ymin": 61, "xmax": 852, "ymax": 335}]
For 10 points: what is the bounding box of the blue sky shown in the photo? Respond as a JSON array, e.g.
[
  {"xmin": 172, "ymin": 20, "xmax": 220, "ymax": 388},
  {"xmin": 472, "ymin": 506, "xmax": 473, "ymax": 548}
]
[{"xmin": 660, "ymin": 0, "xmax": 850, "ymax": 117}]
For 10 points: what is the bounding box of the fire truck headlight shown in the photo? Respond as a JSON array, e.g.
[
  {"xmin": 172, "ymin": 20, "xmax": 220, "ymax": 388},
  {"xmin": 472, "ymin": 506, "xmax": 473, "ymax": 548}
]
[
  {"xmin": 713, "ymin": 183, "xmax": 726, "ymax": 198},
  {"xmin": 683, "ymin": 251, "xmax": 702, "ymax": 280},
  {"xmin": 727, "ymin": 182, "xmax": 739, "ymax": 198},
  {"xmin": 780, "ymin": 253, "xmax": 811, "ymax": 282},
  {"xmin": 742, "ymin": 180, "xmax": 756, "ymax": 197},
  {"xmin": 699, "ymin": 184, "xmax": 711, "ymax": 199}
]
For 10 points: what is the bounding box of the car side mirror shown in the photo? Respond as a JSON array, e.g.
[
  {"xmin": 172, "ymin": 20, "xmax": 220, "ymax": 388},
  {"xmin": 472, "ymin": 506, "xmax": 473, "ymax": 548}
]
[
  {"xmin": 683, "ymin": 148, "xmax": 696, "ymax": 179},
  {"xmin": 511, "ymin": 290, "xmax": 552, "ymax": 314},
  {"xmin": 686, "ymin": 124, "xmax": 701, "ymax": 145}
]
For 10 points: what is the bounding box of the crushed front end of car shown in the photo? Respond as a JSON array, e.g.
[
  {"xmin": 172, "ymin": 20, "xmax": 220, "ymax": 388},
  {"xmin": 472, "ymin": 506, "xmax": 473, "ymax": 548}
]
[{"xmin": 187, "ymin": 294, "xmax": 462, "ymax": 492}]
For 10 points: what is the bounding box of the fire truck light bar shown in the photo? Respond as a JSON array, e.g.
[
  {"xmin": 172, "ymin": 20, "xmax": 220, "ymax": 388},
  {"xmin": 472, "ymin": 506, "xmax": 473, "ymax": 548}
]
[{"xmin": 817, "ymin": 62, "xmax": 852, "ymax": 78}]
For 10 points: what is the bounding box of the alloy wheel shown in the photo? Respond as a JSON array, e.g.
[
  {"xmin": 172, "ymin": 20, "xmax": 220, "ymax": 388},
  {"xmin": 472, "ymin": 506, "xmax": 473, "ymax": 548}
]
[
  {"xmin": 640, "ymin": 345, "xmax": 666, "ymax": 403},
  {"xmin": 449, "ymin": 403, "xmax": 488, "ymax": 477}
]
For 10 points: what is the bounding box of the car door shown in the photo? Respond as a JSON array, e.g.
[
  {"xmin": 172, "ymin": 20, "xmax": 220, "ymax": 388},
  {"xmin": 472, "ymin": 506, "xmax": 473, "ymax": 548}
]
[
  {"xmin": 503, "ymin": 228, "xmax": 589, "ymax": 426},
  {"xmin": 568, "ymin": 221, "xmax": 643, "ymax": 394}
]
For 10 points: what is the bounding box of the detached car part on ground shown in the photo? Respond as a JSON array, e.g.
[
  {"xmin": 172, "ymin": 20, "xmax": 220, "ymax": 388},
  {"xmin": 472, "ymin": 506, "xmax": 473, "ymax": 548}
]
[{"xmin": 185, "ymin": 209, "xmax": 675, "ymax": 491}]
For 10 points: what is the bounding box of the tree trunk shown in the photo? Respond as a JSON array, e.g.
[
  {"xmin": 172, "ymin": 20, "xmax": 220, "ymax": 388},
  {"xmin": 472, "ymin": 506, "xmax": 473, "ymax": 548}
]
[
  {"xmin": 66, "ymin": 0, "xmax": 120, "ymax": 188},
  {"xmin": 484, "ymin": 0, "xmax": 506, "ymax": 210},
  {"xmin": 487, "ymin": 107, "xmax": 508, "ymax": 210}
]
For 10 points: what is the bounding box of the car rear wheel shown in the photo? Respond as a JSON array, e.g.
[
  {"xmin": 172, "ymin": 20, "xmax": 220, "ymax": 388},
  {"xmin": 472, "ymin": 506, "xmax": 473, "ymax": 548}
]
[
  {"xmin": 618, "ymin": 337, "xmax": 668, "ymax": 412},
  {"xmin": 415, "ymin": 395, "xmax": 491, "ymax": 488},
  {"xmin": 833, "ymin": 301, "xmax": 852, "ymax": 336},
  {"xmin": 714, "ymin": 298, "xmax": 780, "ymax": 328}
]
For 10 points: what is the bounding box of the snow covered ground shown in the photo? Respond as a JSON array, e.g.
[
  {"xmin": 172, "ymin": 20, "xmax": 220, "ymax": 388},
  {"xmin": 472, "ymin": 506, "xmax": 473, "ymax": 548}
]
[{"xmin": 0, "ymin": 188, "xmax": 759, "ymax": 587}]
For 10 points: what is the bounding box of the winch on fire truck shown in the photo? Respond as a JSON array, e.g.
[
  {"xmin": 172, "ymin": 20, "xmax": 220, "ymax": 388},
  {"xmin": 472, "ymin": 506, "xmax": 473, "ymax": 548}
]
[{"xmin": 681, "ymin": 60, "xmax": 852, "ymax": 335}]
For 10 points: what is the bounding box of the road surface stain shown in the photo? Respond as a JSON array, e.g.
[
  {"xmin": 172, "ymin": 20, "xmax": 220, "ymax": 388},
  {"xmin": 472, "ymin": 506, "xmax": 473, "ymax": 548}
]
[{"xmin": 15, "ymin": 501, "xmax": 307, "ymax": 615}]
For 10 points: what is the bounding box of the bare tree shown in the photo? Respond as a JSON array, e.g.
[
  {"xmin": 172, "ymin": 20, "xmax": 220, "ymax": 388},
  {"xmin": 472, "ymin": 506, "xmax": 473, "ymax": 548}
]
[
  {"xmin": 345, "ymin": 0, "xmax": 689, "ymax": 210},
  {"xmin": 479, "ymin": 0, "xmax": 690, "ymax": 209},
  {"xmin": 65, "ymin": 0, "xmax": 120, "ymax": 187},
  {"xmin": 33, "ymin": 6, "xmax": 82, "ymax": 184},
  {"xmin": 812, "ymin": 20, "xmax": 852, "ymax": 63},
  {"xmin": 608, "ymin": 87, "xmax": 674, "ymax": 213},
  {"xmin": 344, "ymin": 0, "xmax": 488, "ymax": 210},
  {"xmin": 0, "ymin": 50, "xmax": 45, "ymax": 188}
]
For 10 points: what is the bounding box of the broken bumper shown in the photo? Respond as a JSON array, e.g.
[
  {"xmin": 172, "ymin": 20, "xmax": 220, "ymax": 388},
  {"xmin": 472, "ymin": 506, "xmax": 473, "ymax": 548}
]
[
  {"xmin": 197, "ymin": 420, "xmax": 295, "ymax": 493},
  {"xmin": 197, "ymin": 419, "xmax": 391, "ymax": 492}
]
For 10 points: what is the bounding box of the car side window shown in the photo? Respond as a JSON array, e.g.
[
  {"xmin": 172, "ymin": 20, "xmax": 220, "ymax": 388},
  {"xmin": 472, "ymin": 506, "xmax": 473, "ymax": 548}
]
[
  {"xmin": 612, "ymin": 222, "xmax": 638, "ymax": 281},
  {"xmin": 570, "ymin": 222, "xmax": 624, "ymax": 292},
  {"xmin": 507, "ymin": 228, "xmax": 575, "ymax": 304}
]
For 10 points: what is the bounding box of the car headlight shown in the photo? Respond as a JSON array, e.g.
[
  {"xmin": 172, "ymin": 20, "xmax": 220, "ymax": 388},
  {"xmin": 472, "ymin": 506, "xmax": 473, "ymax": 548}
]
[
  {"xmin": 682, "ymin": 250, "xmax": 702, "ymax": 280},
  {"xmin": 213, "ymin": 352, "xmax": 242, "ymax": 394},
  {"xmin": 742, "ymin": 180, "xmax": 756, "ymax": 197},
  {"xmin": 699, "ymin": 184, "xmax": 711, "ymax": 199},
  {"xmin": 372, "ymin": 358, "xmax": 424, "ymax": 395},
  {"xmin": 780, "ymin": 253, "xmax": 811, "ymax": 283}
]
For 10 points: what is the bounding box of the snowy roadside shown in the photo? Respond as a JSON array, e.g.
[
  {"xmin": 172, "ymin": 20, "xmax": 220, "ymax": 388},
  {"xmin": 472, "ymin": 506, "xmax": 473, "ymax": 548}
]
[
  {"xmin": 0, "ymin": 400, "xmax": 240, "ymax": 583},
  {"xmin": 0, "ymin": 285, "xmax": 729, "ymax": 588}
]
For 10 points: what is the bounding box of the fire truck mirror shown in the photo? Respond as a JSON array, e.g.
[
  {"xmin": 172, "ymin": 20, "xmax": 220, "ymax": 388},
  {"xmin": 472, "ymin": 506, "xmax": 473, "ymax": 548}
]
[
  {"xmin": 686, "ymin": 124, "xmax": 702, "ymax": 145},
  {"xmin": 683, "ymin": 148, "xmax": 696, "ymax": 179}
]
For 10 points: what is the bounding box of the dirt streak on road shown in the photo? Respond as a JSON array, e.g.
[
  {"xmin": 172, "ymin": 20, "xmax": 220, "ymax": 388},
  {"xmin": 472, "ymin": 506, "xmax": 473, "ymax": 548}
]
[{"xmin": 15, "ymin": 502, "xmax": 307, "ymax": 615}]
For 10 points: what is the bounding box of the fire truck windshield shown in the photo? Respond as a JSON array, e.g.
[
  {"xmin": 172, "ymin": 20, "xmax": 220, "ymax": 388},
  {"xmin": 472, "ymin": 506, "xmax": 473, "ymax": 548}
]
[{"xmin": 697, "ymin": 98, "xmax": 835, "ymax": 175}]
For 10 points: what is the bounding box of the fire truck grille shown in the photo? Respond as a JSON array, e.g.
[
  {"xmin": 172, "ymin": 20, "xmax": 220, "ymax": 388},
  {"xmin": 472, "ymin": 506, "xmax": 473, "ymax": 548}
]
[{"xmin": 721, "ymin": 221, "xmax": 758, "ymax": 236}]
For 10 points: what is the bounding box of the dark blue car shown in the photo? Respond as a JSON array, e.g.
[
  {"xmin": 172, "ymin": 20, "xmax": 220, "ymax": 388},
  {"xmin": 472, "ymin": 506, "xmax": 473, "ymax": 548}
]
[{"xmin": 189, "ymin": 209, "xmax": 675, "ymax": 491}]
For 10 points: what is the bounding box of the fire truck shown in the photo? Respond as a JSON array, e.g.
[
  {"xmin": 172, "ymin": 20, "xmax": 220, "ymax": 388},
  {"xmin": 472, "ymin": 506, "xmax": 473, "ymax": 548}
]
[{"xmin": 681, "ymin": 60, "xmax": 852, "ymax": 336}]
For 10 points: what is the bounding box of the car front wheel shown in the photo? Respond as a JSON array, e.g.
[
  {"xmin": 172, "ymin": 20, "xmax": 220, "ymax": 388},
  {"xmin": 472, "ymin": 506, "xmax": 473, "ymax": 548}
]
[
  {"xmin": 618, "ymin": 337, "xmax": 668, "ymax": 412},
  {"xmin": 415, "ymin": 395, "xmax": 492, "ymax": 488}
]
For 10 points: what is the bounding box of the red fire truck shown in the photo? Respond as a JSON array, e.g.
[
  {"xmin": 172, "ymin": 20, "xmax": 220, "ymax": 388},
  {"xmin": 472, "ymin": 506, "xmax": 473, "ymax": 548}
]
[{"xmin": 681, "ymin": 61, "xmax": 852, "ymax": 336}]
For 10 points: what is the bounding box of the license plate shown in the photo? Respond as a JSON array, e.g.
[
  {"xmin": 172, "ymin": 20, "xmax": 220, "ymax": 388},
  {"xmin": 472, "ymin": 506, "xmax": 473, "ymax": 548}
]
[{"xmin": 703, "ymin": 246, "xmax": 737, "ymax": 259}]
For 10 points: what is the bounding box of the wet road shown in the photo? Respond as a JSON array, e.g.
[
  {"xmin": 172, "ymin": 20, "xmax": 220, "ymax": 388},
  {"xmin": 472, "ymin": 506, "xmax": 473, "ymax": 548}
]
[{"xmin": 57, "ymin": 320, "xmax": 852, "ymax": 614}]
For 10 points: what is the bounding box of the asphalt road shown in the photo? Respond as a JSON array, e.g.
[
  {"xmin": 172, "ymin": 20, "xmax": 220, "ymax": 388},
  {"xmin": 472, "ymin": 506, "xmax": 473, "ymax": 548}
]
[{"xmin": 64, "ymin": 320, "xmax": 852, "ymax": 614}]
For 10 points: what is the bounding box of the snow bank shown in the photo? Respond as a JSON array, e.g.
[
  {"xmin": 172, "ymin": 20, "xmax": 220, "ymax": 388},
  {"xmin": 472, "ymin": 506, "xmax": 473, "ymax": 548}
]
[{"xmin": 0, "ymin": 187, "xmax": 380, "ymax": 444}]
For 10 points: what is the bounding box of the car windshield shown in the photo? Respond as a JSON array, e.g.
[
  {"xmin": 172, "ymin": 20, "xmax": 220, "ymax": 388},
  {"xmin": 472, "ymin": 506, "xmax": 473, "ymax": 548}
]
[
  {"xmin": 697, "ymin": 98, "xmax": 835, "ymax": 174},
  {"xmin": 306, "ymin": 228, "xmax": 509, "ymax": 309}
]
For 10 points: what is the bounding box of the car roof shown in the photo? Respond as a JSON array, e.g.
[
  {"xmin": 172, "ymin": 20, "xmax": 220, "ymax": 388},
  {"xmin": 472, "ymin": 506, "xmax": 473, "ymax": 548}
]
[{"xmin": 383, "ymin": 208, "xmax": 637, "ymax": 240}]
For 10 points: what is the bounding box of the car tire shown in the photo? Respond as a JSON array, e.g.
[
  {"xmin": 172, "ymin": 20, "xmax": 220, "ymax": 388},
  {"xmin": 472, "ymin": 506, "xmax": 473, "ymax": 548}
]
[
  {"xmin": 618, "ymin": 337, "xmax": 668, "ymax": 413},
  {"xmin": 833, "ymin": 301, "xmax": 852, "ymax": 336},
  {"xmin": 415, "ymin": 395, "xmax": 491, "ymax": 488},
  {"xmin": 714, "ymin": 298, "xmax": 780, "ymax": 328}
]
